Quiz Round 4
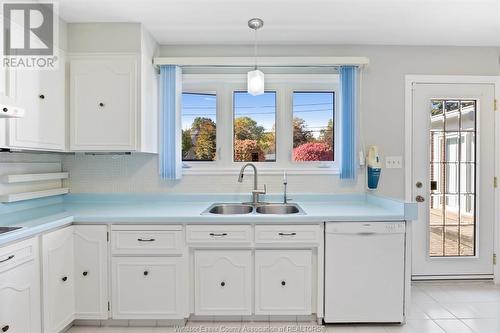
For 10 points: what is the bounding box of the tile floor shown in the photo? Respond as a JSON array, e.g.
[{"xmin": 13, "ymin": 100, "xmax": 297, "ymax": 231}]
[{"xmin": 68, "ymin": 281, "xmax": 500, "ymax": 333}]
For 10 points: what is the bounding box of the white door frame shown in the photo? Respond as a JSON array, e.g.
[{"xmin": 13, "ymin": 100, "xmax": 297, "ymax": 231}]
[{"xmin": 405, "ymin": 75, "xmax": 500, "ymax": 283}]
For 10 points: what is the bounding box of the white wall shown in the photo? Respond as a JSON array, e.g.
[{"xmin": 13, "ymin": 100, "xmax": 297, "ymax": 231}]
[
  {"xmin": 63, "ymin": 44, "xmax": 500, "ymax": 198},
  {"xmin": 67, "ymin": 23, "xmax": 142, "ymax": 53},
  {"xmin": 62, "ymin": 153, "xmax": 364, "ymax": 194}
]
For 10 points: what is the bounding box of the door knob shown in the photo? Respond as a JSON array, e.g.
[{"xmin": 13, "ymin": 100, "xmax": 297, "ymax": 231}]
[
  {"xmin": 415, "ymin": 181, "xmax": 423, "ymax": 188},
  {"xmin": 415, "ymin": 195, "xmax": 425, "ymax": 203}
]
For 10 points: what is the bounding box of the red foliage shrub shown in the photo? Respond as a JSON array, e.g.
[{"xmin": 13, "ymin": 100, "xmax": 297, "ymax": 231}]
[
  {"xmin": 234, "ymin": 139, "xmax": 265, "ymax": 162},
  {"xmin": 293, "ymin": 142, "xmax": 333, "ymax": 161}
]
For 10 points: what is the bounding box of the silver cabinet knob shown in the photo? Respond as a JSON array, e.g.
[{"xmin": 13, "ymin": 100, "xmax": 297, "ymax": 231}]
[{"xmin": 415, "ymin": 195, "xmax": 425, "ymax": 203}]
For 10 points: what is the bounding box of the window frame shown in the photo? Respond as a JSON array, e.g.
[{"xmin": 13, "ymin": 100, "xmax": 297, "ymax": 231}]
[
  {"xmin": 181, "ymin": 91, "xmax": 218, "ymax": 162},
  {"xmin": 181, "ymin": 74, "xmax": 340, "ymax": 175},
  {"xmin": 291, "ymin": 90, "xmax": 336, "ymax": 165},
  {"xmin": 232, "ymin": 90, "xmax": 278, "ymax": 163}
]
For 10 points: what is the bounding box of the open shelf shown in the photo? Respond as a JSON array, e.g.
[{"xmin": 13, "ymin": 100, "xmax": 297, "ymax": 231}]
[
  {"xmin": 0, "ymin": 188, "xmax": 69, "ymax": 203},
  {"xmin": 2, "ymin": 172, "xmax": 69, "ymax": 183}
]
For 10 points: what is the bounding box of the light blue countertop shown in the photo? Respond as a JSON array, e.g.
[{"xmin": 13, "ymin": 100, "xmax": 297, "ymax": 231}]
[{"xmin": 0, "ymin": 193, "xmax": 417, "ymax": 246}]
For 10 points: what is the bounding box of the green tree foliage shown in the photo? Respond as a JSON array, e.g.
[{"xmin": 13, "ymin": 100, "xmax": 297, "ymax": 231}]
[
  {"xmin": 319, "ymin": 119, "xmax": 334, "ymax": 148},
  {"xmin": 259, "ymin": 131, "xmax": 275, "ymax": 155},
  {"xmin": 194, "ymin": 118, "xmax": 216, "ymax": 160},
  {"xmin": 293, "ymin": 117, "xmax": 314, "ymax": 147},
  {"xmin": 234, "ymin": 117, "xmax": 265, "ymax": 141},
  {"xmin": 182, "ymin": 117, "xmax": 217, "ymax": 161},
  {"xmin": 182, "ymin": 129, "xmax": 193, "ymax": 159}
]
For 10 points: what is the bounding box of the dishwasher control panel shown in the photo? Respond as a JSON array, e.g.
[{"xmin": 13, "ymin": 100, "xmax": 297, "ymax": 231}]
[{"xmin": 325, "ymin": 221, "xmax": 405, "ymax": 234}]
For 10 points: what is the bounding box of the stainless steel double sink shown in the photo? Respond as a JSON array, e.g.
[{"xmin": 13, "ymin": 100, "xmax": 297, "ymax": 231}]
[
  {"xmin": 0, "ymin": 226, "xmax": 23, "ymax": 235},
  {"xmin": 202, "ymin": 203, "xmax": 305, "ymax": 215}
]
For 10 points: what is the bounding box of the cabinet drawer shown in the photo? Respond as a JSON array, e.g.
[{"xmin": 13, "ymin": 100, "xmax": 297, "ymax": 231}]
[
  {"xmin": 0, "ymin": 237, "xmax": 37, "ymax": 273},
  {"xmin": 112, "ymin": 229, "xmax": 183, "ymax": 255},
  {"xmin": 186, "ymin": 225, "xmax": 252, "ymax": 245},
  {"xmin": 254, "ymin": 225, "xmax": 321, "ymax": 245}
]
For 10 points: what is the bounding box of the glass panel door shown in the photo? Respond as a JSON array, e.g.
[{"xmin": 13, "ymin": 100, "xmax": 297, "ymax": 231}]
[
  {"xmin": 429, "ymin": 100, "xmax": 476, "ymax": 257},
  {"xmin": 411, "ymin": 83, "xmax": 494, "ymax": 277}
]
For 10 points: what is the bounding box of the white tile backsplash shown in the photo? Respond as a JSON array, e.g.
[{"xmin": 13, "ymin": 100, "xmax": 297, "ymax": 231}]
[{"xmin": 62, "ymin": 154, "xmax": 366, "ymax": 194}]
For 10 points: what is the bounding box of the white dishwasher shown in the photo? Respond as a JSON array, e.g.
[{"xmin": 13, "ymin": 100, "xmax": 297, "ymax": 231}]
[{"xmin": 324, "ymin": 221, "xmax": 406, "ymax": 323}]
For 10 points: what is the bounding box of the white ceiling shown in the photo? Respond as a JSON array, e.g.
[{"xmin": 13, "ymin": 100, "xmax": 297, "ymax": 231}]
[{"xmin": 58, "ymin": 0, "xmax": 500, "ymax": 46}]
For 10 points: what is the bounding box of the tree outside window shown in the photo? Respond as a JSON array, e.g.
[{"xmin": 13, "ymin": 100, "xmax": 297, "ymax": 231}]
[{"xmin": 292, "ymin": 92, "xmax": 335, "ymax": 162}]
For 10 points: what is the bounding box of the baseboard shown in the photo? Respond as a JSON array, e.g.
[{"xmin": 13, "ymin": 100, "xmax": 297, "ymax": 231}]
[{"xmin": 412, "ymin": 274, "xmax": 494, "ymax": 281}]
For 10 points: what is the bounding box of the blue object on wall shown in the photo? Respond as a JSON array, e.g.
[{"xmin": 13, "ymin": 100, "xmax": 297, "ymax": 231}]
[
  {"xmin": 367, "ymin": 167, "xmax": 381, "ymax": 189},
  {"xmin": 339, "ymin": 66, "xmax": 358, "ymax": 180},
  {"xmin": 159, "ymin": 65, "xmax": 182, "ymax": 180}
]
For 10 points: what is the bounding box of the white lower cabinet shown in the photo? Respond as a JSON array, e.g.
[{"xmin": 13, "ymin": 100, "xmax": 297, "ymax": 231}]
[
  {"xmin": 0, "ymin": 238, "xmax": 41, "ymax": 333},
  {"xmin": 194, "ymin": 250, "xmax": 252, "ymax": 316},
  {"xmin": 112, "ymin": 256, "xmax": 185, "ymax": 319},
  {"xmin": 255, "ymin": 250, "xmax": 312, "ymax": 315},
  {"xmin": 74, "ymin": 225, "xmax": 109, "ymax": 319},
  {"xmin": 42, "ymin": 225, "xmax": 109, "ymax": 332},
  {"xmin": 42, "ymin": 227, "xmax": 75, "ymax": 333}
]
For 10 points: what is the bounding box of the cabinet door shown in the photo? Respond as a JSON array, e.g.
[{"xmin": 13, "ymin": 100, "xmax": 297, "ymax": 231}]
[
  {"xmin": 0, "ymin": 65, "xmax": 15, "ymax": 148},
  {"xmin": 42, "ymin": 226, "xmax": 75, "ymax": 333},
  {"xmin": 194, "ymin": 250, "xmax": 252, "ymax": 315},
  {"xmin": 9, "ymin": 52, "xmax": 65, "ymax": 151},
  {"xmin": 74, "ymin": 225, "xmax": 108, "ymax": 320},
  {"xmin": 70, "ymin": 56, "xmax": 137, "ymax": 151},
  {"xmin": 112, "ymin": 256, "xmax": 186, "ymax": 319},
  {"xmin": 255, "ymin": 250, "xmax": 312, "ymax": 315},
  {"xmin": 0, "ymin": 239, "xmax": 41, "ymax": 333}
]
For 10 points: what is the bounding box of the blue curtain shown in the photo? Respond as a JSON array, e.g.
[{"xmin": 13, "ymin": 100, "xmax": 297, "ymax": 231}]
[
  {"xmin": 339, "ymin": 66, "xmax": 358, "ymax": 180},
  {"xmin": 159, "ymin": 65, "xmax": 182, "ymax": 179}
]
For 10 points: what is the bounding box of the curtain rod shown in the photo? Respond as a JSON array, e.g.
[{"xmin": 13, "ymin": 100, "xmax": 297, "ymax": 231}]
[{"xmin": 153, "ymin": 56, "xmax": 369, "ymax": 68}]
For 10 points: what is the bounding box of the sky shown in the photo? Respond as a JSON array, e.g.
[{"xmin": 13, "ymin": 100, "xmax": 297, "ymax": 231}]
[{"xmin": 182, "ymin": 91, "xmax": 334, "ymax": 139}]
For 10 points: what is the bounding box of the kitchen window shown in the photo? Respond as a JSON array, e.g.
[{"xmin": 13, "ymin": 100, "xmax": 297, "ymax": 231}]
[
  {"xmin": 181, "ymin": 74, "xmax": 339, "ymax": 174},
  {"xmin": 292, "ymin": 92, "xmax": 335, "ymax": 162},
  {"xmin": 181, "ymin": 92, "xmax": 217, "ymax": 161},
  {"xmin": 233, "ymin": 91, "xmax": 276, "ymax": 162}
]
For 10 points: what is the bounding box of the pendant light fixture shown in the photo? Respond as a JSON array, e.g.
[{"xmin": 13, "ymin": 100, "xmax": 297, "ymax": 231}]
[{"xmin": 247, "ymin": 18, "xmax": 264, "ymax": 96}]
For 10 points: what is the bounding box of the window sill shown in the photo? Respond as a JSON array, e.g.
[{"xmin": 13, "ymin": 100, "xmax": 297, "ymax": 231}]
[{"xmin": 182, "ymin": 167, "xmax": 340, "ymax": 176}]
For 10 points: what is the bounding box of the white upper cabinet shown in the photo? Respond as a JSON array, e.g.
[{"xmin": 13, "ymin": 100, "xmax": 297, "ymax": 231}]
[
  {"xmin": 70, "ymin": 55, "xmax": 138, "ymax": 151},
  {"xmin": 8, "ymin": 52, "xmax": 66, "ymax": 151},
  {"xmin": 69, "ymin": 26, "xmax": 159, "ymax": 153}
]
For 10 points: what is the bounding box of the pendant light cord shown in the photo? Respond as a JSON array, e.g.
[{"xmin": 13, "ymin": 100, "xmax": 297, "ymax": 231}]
[{"xmin": 254, "ymin": 28, "xmax": 258, "ymax": 70}]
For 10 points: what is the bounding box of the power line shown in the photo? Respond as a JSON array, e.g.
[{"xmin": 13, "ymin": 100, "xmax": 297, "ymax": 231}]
[
  {"xmin": 183, "ymin": 109, "xmax": 334, "ymax": 116},
  {"xmin": 182, "ymin": 102, "xmax": 333, "ymax": 110}
]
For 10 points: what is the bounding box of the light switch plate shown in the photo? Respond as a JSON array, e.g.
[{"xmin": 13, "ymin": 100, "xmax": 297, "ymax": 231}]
[{"xmin": 386, "ymin": 156, "xmax": 403, "ymax": 169}]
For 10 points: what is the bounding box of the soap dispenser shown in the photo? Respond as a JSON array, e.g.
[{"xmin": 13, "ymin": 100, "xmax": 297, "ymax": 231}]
[{"xmin": 367, "ymin": 146, "xmax": 382, "ymax": 190}]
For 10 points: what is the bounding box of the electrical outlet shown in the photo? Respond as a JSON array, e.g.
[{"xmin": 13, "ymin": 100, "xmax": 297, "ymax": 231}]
[{"xmin": 386, "ymin": 156, "xmax": 403, "ymax": 169}]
